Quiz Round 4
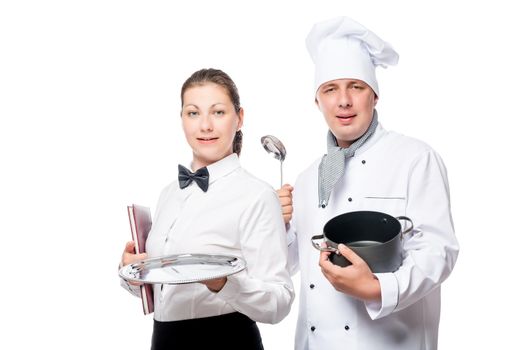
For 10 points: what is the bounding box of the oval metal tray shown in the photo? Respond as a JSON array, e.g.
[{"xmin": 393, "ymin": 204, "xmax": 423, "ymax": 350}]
[{"xmin": 119, "ymin": 253, "xmax": 246, "ymax": 284}]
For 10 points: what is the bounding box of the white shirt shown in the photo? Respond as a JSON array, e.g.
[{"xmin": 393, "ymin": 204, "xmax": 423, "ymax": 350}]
[
  {"xmin": 124, "ymin": 153, "xmax": 294, "ymax": 324},
  {"xmin": 287, "ymin": 124, "xmax": 459, "ymax": 350}
]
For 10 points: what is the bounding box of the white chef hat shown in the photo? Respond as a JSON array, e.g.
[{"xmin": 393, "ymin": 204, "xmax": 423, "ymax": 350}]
[{"xmin": 306, "ymin": 16, "xmax": 399, "ymax": 97}]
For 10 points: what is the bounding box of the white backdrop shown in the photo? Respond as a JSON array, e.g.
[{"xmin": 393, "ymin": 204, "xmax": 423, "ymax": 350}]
[{"xmin": 1, "ymin": 0, "xmax": 523, "ymax": 348}]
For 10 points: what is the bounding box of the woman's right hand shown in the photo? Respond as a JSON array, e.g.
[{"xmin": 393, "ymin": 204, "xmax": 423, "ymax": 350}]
[
  {"xmin": 120, "ymin": 241, "xmax": 148, "ymax": 285},
  {"xmin": 277, "ymin": 184, "xmax": 294, "ymax": 224}
]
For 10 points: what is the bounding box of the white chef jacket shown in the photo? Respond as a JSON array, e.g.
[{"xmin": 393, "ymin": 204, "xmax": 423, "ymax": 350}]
[
  {"xmin": 287, "ymin": 124, "xmax": 459, "ymax": 350},
  {"xmin": 123, "ymin": 153, "xmax": 294, "ymax": 324}
]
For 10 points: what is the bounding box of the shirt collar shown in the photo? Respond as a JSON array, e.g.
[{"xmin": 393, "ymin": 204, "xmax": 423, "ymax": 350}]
[{"xmin": 204, "ymin": 153, "xmax": 240, "ymax": 185}]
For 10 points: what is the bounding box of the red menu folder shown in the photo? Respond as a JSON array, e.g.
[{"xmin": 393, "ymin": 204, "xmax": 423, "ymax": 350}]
[{"xmin": 127, "ymin": 204, "xmax": 154, "ymax": 315}]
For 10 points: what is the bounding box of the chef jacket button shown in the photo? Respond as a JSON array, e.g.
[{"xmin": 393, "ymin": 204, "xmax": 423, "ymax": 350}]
[
  {"xmin": 362, "ymin": 160, "xmax": 366, "ymax": 164},
  {"xmin": 309, "ymin": 284, "xmax": 315, "ymax": 289},
  {"xmin": 310, "ymin": 326, "xmax": 316, "ymax": 332},
  {"xmin": 347, "ymin": 197, "xmax": 352, "ymax": 202},
  {"xmin": 345, "ymin": 325, "xmax": 350, "ymax": 330}
]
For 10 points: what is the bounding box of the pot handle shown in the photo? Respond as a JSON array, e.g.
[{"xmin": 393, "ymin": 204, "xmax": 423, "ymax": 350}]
[
  {"xmin": 396, "ymin": 216, "xmax": 414, "ymax": 237},
  {"xmin": 311, "ymin": 235, "xmax": 339, "ymax": 253}
]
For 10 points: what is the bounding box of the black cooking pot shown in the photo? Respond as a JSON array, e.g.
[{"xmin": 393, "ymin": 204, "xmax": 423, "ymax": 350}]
[{"xmin": 311, "ymin": 211, "xmax": 413, "ymax": 273}]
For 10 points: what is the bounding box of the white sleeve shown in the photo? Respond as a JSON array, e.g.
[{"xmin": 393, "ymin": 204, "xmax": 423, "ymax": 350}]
[
  {"xmin": 216, "ymin": 188, "xmax": 295, "ymax": 324},
  {"xmin": 365, "ymin": 150, "xmax": 459, "ymax": 319},
  {"xmin": 119, "ymin": 264, "xmax": 141, "ymax": 298}
]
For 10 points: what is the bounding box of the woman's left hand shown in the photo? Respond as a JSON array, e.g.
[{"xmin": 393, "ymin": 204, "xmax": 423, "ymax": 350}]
[{"xmin": 200, "ymin": 277, "xmax": 227, "ymax": 293}]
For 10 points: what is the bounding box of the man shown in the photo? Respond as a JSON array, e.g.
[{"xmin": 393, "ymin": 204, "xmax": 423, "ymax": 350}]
[{"xmin": 280, "ymin": 17, "xmax": 459, "ymax": 349}]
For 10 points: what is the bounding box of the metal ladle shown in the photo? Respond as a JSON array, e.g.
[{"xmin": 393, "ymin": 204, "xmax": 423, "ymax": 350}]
[{"xmin": 260, "ymin": 135, "xmax": 287, "ymax": 187}]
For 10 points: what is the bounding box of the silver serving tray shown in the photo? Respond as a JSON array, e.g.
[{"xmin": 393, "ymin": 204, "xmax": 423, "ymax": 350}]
[{"xmin": 119, "ymin": 253, "xmax": 246, "ymax": 284}]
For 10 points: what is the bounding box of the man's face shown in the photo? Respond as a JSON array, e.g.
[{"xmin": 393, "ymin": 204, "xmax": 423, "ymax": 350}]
[{"xmin": 316, "ymin": 79, "xmax": 378, "ymax": 148}]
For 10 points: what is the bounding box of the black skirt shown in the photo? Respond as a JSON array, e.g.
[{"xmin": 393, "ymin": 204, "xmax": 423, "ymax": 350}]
[{"xmin": 151, "ymin": 312, "xmax": 264, "ymax": 350}]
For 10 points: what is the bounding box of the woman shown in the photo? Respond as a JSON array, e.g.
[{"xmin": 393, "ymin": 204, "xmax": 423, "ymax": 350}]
[{"xmin": 120, "ymin": 68, "xmax": 294, "ymax": 349}]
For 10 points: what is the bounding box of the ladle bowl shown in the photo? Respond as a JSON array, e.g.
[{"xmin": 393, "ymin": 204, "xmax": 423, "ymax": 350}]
[{"xmin": 260, "ymin": 135, "xmax": 287, "ymax": 187}]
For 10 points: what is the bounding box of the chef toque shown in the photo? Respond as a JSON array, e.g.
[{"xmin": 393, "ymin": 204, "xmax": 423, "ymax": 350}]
[{"xmin": 306, "ymin": 16, "xmax": 399, "ymax": 96}]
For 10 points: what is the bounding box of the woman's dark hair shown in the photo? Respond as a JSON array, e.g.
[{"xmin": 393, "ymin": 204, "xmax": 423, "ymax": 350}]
[{"xmin": 181, "ymin": 68, "xmax": 243, "ymax": 156}]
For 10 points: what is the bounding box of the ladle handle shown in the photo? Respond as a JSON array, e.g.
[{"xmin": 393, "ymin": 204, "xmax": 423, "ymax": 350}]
[{"xmin": 280, "ymin": 160, "xmax": 283, "ymax": 188}]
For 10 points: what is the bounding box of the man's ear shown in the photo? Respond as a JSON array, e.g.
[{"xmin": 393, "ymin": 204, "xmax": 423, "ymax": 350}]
[{"xmin": 373, "ymin": 94, "xmax": 379, "ymax": 107}]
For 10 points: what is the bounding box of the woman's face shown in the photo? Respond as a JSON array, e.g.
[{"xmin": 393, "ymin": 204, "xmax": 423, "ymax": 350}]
[
  {"xmin": 316, "ymin": 79, "xmax": 378, "ymax": 148},
  {"xmin": 181, "ymin": 83, "xmax": 243, "ymax": 169}
]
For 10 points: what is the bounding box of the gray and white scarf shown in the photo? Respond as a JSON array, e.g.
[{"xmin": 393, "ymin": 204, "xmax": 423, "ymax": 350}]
[{"xmin": 318, "ymin": 110, "xmax": 379, "ymax": 208}]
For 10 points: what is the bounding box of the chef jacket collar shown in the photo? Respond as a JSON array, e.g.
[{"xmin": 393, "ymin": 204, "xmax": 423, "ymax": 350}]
[{"xmin": 353, "ymin": 123, "xmax": 385, "ymax": 157}]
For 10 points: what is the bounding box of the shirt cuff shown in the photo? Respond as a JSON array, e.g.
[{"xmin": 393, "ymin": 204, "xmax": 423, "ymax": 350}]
[
  {"xmin": 215, "ymin": 272, "xmax": 242, "ymax": 301},
  {"xmin": 285, "ymin": 223, "xmax": 296, "ymax": 246},
  {"xmin": 120, "ymin": 277, "xmax": 141, "ymax": 296},
  {"xmin": 364, "ymin": 272, "xmax": 398, "ymax": 320}
]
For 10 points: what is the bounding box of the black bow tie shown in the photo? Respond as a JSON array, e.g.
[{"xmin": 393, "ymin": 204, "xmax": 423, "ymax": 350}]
[{"xmin": 178, "ymin": 165, "xmax": 210, "ymax": 192}]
